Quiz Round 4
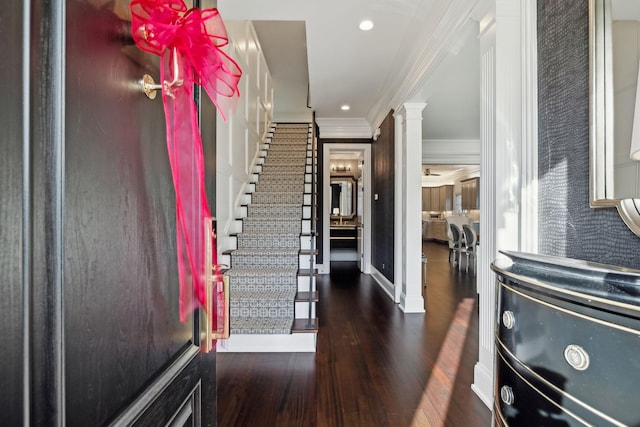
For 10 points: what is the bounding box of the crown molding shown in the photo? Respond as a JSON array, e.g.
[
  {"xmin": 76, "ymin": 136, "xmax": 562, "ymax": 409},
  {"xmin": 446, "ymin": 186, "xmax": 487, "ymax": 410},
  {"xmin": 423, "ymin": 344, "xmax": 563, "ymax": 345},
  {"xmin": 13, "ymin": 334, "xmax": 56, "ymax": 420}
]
[
  {"xmin": 422, "ymin": 139, "xmax": 481, "ymax": 164},
  {"xmin": 316, "ymin": 118, "xmax": 372, "ymax": 139},
  {"xmin": 367, "ymin": 0, "xmax": 479, "ymax": 130}
]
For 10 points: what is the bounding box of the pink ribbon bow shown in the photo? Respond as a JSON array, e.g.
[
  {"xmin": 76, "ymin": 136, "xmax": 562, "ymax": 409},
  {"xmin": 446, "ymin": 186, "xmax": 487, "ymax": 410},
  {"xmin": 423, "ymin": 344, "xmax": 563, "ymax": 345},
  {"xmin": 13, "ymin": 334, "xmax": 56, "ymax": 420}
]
[{"xmin": 130, "ymin": 0, "xmax": 241, "ymax": 325}]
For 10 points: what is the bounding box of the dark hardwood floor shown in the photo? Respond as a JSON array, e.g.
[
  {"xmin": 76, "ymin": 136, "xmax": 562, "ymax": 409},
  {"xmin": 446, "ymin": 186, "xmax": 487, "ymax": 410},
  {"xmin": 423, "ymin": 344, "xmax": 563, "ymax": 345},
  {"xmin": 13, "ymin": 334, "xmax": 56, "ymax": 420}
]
[{"xmin": 217, "ymin": 242, "xmax": 492, "ymax": 426}]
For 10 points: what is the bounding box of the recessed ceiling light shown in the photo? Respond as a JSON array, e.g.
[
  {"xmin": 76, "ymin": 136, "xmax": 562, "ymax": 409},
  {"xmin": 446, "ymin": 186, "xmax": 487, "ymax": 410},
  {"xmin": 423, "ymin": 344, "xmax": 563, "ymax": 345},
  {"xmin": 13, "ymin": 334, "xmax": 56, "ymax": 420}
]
[
  {"xmin": 359, "ymin": 20, "xmax": 374, "ymax": 31},
  {"xmin": 341, "ymin": 105, "xmax": 350, "ymax": 111}
]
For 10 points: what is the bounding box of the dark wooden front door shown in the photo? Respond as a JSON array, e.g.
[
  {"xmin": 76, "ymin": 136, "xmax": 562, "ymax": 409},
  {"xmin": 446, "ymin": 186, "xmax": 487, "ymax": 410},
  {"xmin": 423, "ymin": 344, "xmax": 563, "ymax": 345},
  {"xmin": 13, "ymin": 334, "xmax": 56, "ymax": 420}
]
[{"xmin": 1, "ymin": 0, "xmax": 217, "ymax": 425}]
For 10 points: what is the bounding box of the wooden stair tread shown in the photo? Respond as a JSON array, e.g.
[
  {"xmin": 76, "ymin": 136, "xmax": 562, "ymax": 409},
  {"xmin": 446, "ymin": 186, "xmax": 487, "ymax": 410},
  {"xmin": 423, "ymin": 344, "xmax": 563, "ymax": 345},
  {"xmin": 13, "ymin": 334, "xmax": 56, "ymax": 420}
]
[
  {"xmin": 299, "ymin": 249, "xmax": 319, "ymax": 256},
  {"xmin": 295, "ymin": 291, "xmax": 319, "ymax": 302},
  {"xmin": 292, "ymin": 318, "xmax": 318, "ymax": 333}
]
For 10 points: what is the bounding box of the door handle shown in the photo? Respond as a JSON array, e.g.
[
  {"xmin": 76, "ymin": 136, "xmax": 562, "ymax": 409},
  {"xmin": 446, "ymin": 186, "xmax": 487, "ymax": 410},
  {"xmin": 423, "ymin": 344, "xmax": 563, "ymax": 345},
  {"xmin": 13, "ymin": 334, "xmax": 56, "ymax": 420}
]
[
  {"xmin": 201, "ymin": 216, "xmax": 229, "ymax": 353},
  {"xmin": 202, "ymin": 271, "xmax": 229, "ymax": 353},
  {"xmin": 140, "ymin": 48, "xmax": 183, "ymax": 100}
]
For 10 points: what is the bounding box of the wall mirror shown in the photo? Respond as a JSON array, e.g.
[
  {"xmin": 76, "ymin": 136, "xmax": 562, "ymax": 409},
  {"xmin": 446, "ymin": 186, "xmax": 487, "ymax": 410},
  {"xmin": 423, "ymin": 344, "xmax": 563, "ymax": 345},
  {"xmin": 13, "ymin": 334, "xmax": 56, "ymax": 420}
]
[
  {"xmin": 330, "ymin": 177, "xmax": 356, "ymax": 220},
  {"xmin": 590, "ymin": 0, "xmax": 640, "ymax": 236}
]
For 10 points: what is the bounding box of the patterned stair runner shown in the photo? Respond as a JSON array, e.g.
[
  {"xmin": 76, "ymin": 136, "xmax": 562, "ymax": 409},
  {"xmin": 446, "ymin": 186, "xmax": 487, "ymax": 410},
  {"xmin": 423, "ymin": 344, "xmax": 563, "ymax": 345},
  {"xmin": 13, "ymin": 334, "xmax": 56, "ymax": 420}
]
[{"xmin": 226, "ymin": 123, "xmax": 310, "ymax": 334}]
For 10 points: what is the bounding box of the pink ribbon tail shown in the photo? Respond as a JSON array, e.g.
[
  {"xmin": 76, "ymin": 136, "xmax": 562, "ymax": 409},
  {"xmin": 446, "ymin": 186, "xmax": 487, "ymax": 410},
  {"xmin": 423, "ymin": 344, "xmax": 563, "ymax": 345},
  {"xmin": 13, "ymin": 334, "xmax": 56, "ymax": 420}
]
[{"xmin": 130, "ymin": 0, "xmax": 240, "ymax": 335}]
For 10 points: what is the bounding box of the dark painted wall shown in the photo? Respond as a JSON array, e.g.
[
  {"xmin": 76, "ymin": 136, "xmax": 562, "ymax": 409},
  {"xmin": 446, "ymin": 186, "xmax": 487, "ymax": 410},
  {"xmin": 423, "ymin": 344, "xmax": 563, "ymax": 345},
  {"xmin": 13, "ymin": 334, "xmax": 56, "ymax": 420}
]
[
  {"xmin": 538, "ymin": 0, "xmax": 640, "ymax": 268},
  {"xmin": 371, "ymin": 111, "xmax": 395, "ymax": 281}
]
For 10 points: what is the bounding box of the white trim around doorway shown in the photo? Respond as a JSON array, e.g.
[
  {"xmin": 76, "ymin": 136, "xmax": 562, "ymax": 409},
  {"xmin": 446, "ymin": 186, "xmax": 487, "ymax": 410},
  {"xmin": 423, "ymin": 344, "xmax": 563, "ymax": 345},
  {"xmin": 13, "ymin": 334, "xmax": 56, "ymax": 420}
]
[{"xmin": 321, "ymin": 143, "xmax": 372, "ymax": 275}]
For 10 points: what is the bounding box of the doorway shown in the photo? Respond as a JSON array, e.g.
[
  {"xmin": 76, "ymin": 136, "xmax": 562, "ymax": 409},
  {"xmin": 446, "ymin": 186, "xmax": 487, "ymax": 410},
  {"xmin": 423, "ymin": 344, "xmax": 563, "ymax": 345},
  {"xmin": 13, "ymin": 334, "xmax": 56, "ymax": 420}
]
[{"xmin": 322, "ymin": 144, "xmax": 372, "ymax": 274}]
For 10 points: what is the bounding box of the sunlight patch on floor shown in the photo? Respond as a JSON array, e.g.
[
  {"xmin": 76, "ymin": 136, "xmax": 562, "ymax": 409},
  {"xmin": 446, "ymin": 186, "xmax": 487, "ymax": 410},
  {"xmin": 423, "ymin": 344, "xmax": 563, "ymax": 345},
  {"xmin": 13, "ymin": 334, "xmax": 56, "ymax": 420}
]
[{"xmin": 411, "ymin": 297, "xmax": 475, "ymax": 427}]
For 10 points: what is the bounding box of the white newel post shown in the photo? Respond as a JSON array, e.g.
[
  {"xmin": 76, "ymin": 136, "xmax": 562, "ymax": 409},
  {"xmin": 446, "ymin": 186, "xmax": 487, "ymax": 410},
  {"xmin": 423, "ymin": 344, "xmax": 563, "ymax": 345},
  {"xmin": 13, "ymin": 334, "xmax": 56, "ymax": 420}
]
[
  {"xmin": 473, "ymin": 0, "xmax": 528, "ymax": 409},
  {"xmin": 397, "ymin": 103, "xmax": 426, "ymax": 313}
]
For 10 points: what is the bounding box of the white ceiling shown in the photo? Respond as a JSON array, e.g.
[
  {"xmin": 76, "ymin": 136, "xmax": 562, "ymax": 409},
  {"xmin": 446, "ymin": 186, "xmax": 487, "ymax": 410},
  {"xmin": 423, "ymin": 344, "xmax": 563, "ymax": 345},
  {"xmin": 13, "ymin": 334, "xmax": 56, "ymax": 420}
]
[{"xmin": 219, "ymin": 0, "xmax": 483, "ymax": 143}]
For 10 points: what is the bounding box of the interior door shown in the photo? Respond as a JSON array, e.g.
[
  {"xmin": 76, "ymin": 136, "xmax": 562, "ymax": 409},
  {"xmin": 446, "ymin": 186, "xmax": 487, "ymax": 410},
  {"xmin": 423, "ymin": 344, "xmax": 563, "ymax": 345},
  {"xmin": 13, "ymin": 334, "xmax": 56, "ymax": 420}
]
[{"xmin": 1, "ymin": 0, "xmax": 218, "ymax": 424}]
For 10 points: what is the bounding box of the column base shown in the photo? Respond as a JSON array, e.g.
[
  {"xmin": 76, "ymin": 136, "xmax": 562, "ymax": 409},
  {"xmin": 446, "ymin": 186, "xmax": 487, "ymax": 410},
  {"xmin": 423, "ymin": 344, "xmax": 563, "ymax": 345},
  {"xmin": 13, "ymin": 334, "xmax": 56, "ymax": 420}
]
[
  {"xmin": 399, "ymin": 293, "xmax": 425, "ymax": 313},
  {"xmin": 472, "ymin": 361, "xmax": 494, "ymax": 409}
]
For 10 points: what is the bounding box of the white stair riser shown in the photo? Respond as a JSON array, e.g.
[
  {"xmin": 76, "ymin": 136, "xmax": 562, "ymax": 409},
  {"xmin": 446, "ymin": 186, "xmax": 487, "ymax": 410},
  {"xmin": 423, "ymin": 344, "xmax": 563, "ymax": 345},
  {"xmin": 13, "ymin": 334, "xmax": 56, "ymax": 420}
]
[
  {"xmin": 303, "ymin": 206, "xmax": 311, "ymax": 219},
  {"xmin": 220, "ymin": 253, "xmax": 231, "ymax": 267},
  {"xmin": 299, "ymin": 255, "xmax": 316, "ymax": 269},
  {"xmin": 296, "ymin": 276, "xmax": 316, "ymax": 292},
  {"xmin": 231, "ymin": 219, "xmax": 243, "ymax": 234},
  {"xmin": 300, "ymin": 236, "xmax": 311, "ymax": 250},
  {"xmin": 295, "ymin": 302, "xmax": 316, "ymax": 319}
]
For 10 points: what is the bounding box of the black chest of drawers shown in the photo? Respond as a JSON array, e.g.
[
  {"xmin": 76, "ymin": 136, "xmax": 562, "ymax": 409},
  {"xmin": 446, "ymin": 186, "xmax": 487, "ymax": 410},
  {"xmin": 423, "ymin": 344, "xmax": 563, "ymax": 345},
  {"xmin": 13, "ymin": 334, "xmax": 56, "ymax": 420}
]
[{"xmin": 492, "ymin": 251, "xmax": 640, "ymax": 427}]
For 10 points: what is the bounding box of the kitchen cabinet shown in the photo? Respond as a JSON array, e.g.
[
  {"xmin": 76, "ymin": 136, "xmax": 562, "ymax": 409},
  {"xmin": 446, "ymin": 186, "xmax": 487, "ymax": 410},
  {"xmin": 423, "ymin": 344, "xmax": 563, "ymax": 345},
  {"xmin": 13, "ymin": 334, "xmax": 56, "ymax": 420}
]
[
  {"xmin": 422, "ymin": 187, "xmax": 431, "ymax": 211},
  {"xmin": 439, "ymin": 185, "xmax": 454, "ymax": 211},
  {"xmin": 461, "ymin": 177, "xmax": 479, "ymax": 210},
  {"xmin": 422, "ymin": 220, "xmax": 447, "ymax": 242},
  {"xmin": 431, "ymin": 221, "xmax": 448, "ymax": 241},
  {"xmin": 422, "ymin": 185, "xmax": 454, "ymax": 211},
  {"xmin": 430, "ymin": 188, "xmax": 440, "ymax": 209}
]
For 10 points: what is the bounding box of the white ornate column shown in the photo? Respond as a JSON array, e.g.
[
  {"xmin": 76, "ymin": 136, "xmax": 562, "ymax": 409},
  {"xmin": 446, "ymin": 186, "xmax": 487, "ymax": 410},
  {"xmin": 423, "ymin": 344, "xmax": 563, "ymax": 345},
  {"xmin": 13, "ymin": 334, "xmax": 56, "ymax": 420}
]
[
  {"xmin": 397, "ymin": 103, "xmax": 426, "ymax": 313},
  {"xmin": 472, "ymin": 0, "xmax": 533, "ymax": 408},
  {"xmin": 394, "ymin": 111, "xmax": 404, "ymax": 303}
]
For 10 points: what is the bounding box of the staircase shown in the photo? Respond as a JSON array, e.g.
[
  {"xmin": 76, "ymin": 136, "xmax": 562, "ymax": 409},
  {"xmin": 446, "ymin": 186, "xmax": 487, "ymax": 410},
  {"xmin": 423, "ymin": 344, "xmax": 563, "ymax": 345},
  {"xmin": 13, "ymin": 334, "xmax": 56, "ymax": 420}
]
[{"xmin": 219, "ymin": 123, "xmax": 318, "ymax": 352}]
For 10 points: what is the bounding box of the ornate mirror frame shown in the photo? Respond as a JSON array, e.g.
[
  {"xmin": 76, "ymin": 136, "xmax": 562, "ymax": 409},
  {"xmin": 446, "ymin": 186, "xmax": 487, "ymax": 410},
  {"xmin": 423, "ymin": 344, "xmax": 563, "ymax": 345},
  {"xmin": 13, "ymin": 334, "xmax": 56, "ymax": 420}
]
[
  {"xmin": 590, "ymin": 0, "xmax": 640, "ymax": 236},
  {"xmin": 330, "ymin": 176, "xmax": 356, "ymax": 220}
]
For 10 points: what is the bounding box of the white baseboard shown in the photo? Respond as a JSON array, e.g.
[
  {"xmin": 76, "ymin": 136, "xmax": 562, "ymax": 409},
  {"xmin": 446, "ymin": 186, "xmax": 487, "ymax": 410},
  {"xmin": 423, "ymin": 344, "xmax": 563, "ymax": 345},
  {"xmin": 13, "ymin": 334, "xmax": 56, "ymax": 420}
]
[
  {"xmin": 370, "ymin": 267, "xmax": 395, "ymax": 302},
  {"xmin": 316, "ymin": 263, "xmax": 329, "ymax": 274},
  {"xmin": 216, "ymin": 333, "xmax": 317, "ymax": 353}
]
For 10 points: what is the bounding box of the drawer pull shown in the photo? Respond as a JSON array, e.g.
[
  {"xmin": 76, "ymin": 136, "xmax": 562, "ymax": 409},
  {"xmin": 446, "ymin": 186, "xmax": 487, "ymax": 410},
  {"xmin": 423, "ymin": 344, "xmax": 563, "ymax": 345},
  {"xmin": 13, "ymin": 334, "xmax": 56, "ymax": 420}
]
[
  {"xmin": 500, "ymin": 385, "xmax": 515, "ymax": 405},
  {"xmin": 501, "ymin": 310, "xmax": 516, "ymax": 329},
  {"xmin": 564, "ymin": 345, "xmax": 590, "ymax": 371}
]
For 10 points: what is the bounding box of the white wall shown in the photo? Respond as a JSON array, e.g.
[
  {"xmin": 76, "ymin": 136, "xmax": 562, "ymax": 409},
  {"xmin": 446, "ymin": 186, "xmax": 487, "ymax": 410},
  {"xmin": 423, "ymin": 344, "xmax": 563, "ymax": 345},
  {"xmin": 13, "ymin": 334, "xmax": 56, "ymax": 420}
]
[
  {"xmin": 275, "ymin": 111, "xmax": 313, "ymax": 123},
  {"xmin": 217, "ymin": 21, "xmax": 274, "ymax": 252}
]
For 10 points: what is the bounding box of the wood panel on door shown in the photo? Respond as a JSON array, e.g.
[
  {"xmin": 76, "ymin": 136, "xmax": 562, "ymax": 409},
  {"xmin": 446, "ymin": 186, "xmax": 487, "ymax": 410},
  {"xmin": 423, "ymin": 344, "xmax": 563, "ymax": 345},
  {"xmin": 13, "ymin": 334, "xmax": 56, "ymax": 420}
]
[
  {"xmin": 0, "ymin": 1, "xmax": 26, "ymax": 425},
  {"xmin": 0, "ymin": 0, "xmax": 219, "ymax": 425}
]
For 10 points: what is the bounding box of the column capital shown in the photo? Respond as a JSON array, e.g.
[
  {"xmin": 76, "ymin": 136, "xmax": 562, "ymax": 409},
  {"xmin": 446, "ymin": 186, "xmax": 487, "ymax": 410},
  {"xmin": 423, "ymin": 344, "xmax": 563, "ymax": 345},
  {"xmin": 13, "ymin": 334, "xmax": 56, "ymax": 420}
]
[{"xmin": 395, "ymin": 102, "xmax": 427, "ymax": 120}]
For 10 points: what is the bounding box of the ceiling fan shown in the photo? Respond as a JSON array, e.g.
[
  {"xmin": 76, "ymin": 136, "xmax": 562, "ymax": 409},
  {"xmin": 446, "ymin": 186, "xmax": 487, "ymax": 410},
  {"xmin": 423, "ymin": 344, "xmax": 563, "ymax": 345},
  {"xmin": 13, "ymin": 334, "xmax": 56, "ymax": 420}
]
[{"xmin": 423, "ymin": 168, "xmax": 441, "ymax": 176}]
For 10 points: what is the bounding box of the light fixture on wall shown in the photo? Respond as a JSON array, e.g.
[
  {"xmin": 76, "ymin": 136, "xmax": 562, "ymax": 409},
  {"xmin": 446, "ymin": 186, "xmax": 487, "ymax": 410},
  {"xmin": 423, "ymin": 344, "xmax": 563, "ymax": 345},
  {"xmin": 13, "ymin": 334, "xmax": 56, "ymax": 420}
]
[{"xmin": 331, "ymin": 163, "xmax": 351, "ymax": 173}]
